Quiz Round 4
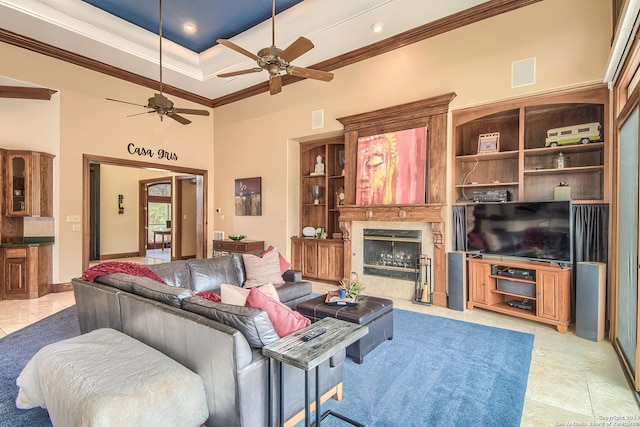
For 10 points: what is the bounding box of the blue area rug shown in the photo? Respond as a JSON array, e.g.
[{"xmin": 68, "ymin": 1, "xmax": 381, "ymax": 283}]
[
  {"xmin": 298, "ymin": 309, "xmax": 534, "ymax": 427},
  {"xmin": 0, "ymin": 306, "xmax": 533, "ymax": 427},
  {"xmin": 0, "ymin": 305, "xmax": 79, "ymax": 427}
]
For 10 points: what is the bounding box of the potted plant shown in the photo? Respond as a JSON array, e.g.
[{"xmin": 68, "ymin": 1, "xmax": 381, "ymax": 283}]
[{"xmin": 339, "ymin": 272, "xmax": 365, "ymax": 299}]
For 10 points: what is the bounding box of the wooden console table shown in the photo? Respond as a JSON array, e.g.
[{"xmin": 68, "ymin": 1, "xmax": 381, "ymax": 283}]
[{"xmin": 212, "ymin": 240, "xmax": 264, "ymax": 257}]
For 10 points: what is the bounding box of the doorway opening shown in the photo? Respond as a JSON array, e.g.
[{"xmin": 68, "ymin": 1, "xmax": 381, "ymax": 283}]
[
  {"xmin": 144, "ymin": 179, "xmax": 172, "ymax": 261},
  {"xmin": 82, "ymin": 154, "xmax": 207, "ymax": 272}
]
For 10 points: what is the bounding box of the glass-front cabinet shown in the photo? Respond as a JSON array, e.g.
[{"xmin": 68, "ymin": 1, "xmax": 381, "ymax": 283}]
[
  {"xmin": 6, "ymin": 153, "xmax": 30, "ymax": 216},
  {"xmin": 4, "ymin": 151, "xmax": 54, "ymax": 218}
]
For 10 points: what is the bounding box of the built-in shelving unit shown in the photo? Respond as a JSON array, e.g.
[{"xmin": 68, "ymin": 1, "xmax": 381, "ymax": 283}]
[
  {"xmin": 452, "ymin": 84, "xmax": 609, "ymax": 204},
  {"xmin": 292, "ymin": 136, "xmax": 345, "ymax": 283}
]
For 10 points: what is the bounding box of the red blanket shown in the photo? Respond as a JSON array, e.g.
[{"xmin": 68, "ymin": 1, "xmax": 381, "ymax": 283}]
[{"xmin": 81, "ymin": 262, "xmax": 166, "ymax": 284}]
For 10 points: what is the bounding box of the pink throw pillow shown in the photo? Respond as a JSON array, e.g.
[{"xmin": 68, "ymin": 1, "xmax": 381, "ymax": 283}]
[
  {"xmin": 196, "ymin": 291, "xmax": 221, "ymax": 302},
  {"xmin": 261, "ymin": 246, "xmax": 292, "ymax": 275},
  {"xmin": 245, "ymin": 288, "xmax": 310, "ymax": 337}
]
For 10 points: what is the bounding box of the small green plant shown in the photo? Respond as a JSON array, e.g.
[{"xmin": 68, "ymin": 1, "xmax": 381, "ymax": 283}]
[{"xmin": 339, "ymin": 272, "xmax": 365, "ymax": 299}]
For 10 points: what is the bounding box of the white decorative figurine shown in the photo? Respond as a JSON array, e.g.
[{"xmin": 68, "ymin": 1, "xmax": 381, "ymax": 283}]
[{"xmin": 310, "ymin": 155, "xmax": 325, "ymax": 176}]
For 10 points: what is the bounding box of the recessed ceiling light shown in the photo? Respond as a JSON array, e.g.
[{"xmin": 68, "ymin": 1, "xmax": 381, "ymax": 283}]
[
  {"xmin": 184, "ymin": 23, "xmax": 196, "ymax": 33},
  {"xmin": 371, "ymin": 23, "xmax": 383, "ymax": 33}
]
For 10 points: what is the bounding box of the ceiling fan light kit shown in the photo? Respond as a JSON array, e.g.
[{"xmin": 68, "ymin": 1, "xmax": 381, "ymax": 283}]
[
  {"xmin": 216, "ymin": 0, "xmax": 334, "ymax": 95},
  {"xmin": 106, "ymin": 0, "xmax": 210, "ymax": 125}
]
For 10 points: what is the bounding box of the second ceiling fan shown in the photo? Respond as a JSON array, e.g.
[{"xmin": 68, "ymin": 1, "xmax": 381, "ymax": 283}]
[
  {"xmin": 106, "ymin": 0, "xmax": 210, "ymax": 125},
  {"xmin": 217, "ymin": 0, "xmax": 334, "ymax": 95}
]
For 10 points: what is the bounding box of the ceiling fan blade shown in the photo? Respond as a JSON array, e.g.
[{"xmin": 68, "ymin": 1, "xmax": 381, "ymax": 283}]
[
  {"xmin": 168, "ymin": 113, "xmax": 191, "ymax": 125},
  {"xmin": 217, "ymin": 39, "xmax": 261, "ymax": 61},
  {"xmin": 153, "ymin": 93, "xmax": 173, "ymax": 108},
  {"xmin": 106, "ymin": 98, "xmax": 148, "ymax": 108},
  {"xmin": 287, "ymin": 66, "xmax": 334, "ymax": 82},
  {"xmin": 174, "ymin": 108, "xmax": 210, "ymax": 116},
  {"xmin": 217, "ymin": 68, "xmax": 263, "ymax": 78},
  {"xmin": 269, "ymin": 75, "xmax": 282, "ymax": 95},
  {"xmin": 280, "ymin": 37, "xmax": 314, "ymax": 63},
  {"xmin": 127, "ymin": 111, "xmax": 155, "ymax": 118}
]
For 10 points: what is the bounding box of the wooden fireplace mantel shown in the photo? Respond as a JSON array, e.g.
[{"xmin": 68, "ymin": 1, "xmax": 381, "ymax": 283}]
[
  {"xmin": 338, "ymin": 204, "xmax": 445, "ymax": 224},
  {"xmin": 336, "ymin": 93, "xmax": 455, "ymax": 308}
]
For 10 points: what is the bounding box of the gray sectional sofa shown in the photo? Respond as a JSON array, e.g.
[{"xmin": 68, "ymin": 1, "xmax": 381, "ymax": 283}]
[{"xmin": 71, "ymin": 254, "xmax": 345, "ymax": 427}]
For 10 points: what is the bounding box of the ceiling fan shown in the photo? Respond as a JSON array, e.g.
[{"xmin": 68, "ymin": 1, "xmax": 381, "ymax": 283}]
[
  {"xmin": 106, "ymin": 0, "xmax": 209, "ymax": 125},
  {"xmin": 216, "ymin": 0, "xmax": 334, "ymax": 95}
]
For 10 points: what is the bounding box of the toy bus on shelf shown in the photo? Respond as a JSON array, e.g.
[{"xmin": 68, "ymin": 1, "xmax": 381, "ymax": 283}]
[{"xmin": 545, "ymin": 122, "xmax": 601, "ymax": 147}]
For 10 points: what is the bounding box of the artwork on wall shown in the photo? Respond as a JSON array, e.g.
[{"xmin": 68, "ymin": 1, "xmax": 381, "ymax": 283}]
[
  {"xmin": 356, "ymin": 127, "xmax": 427, "ymax": 205},
  {"xmin": 235, "ymin": 177, "xmax": 262, "ymax": 216}
]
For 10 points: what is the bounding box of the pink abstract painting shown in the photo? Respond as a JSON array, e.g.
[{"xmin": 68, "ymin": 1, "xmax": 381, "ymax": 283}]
[{"xmin": 356, "ymin": 127, "xmax": 427, "ymax": 205}]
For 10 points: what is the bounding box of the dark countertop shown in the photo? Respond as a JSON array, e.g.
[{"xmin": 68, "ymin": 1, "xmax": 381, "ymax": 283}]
[{"xmin": 0, "ymin": 237, "xmax": 55, "ymax": 248}]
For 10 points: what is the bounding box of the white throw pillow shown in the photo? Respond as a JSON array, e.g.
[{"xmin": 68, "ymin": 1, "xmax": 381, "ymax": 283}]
[
  {"xmin": 220, "ymin": 284, "xmax": 250, "ymax": 305},
  {"xmin": 220, "ymin": 283, "xmax": 280, "ymax": 305},
  {"xmin": 243, "ymin": 250, "xmax": 285, "ymax": 287},
  {"xmin": 256, "ymin": 283, "xmax": 280, "ymax": 302}
]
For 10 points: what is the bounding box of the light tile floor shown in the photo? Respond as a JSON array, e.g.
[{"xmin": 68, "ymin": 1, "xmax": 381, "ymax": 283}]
[{"xmin": 0, "ymin": 257, "xmax": 637, "ymax": 426}]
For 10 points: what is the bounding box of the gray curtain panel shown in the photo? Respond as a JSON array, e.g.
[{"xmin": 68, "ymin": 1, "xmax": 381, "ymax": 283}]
[
  {"xmin": 573, "ymin": 203, "xmax": 608, "ymax": 263},
  {"xmin": 452, "ymin": 205, "xmax": 466, "ymax": 251}
]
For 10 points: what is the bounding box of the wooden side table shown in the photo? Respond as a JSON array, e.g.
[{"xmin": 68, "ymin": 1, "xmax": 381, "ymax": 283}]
[
  {"xmin": 211, "ymin": 240, "xmax": 264, "ymax": 257},
  {"xmin": 262, "ymin": 317, "xmax": 368, "ymax": 427}
]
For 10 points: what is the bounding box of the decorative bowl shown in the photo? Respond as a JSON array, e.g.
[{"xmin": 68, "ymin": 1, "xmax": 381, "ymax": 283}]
[{"xmin": 229, "ymin": 235, "xmax": 246, "ymax": 242}]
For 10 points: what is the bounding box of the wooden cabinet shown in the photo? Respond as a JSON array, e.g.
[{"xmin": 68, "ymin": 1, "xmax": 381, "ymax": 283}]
[
  {"xmin": 5, "ymin": 151, "xmax": 54, "ymax": 217},
  {"xmin": 211, "ymin": 240, "xmax": 264, "ymax": 257},
  {"xmin": 468, "ymin": 260, "xmax": 490, "ymax": 306},
  {"xmin": 318, "ymin": 240, "xmax": 344, "ymax": 282},
  {"xmin": 0, "ymin": 149, "xmax": 55, "ymax": 300},
  {"xmin": 2, "ymin": 245, "xmax": 53, "ymax": 299},
  {"xmin": 452, "ymin": 84, "xmax": 609, "ymax": 203},
  {"xmin": 292, "ymin": 136, "xmax": 345, "ymax": 283},
  {"xmin": 467, "ymin": 257, "xmax": 571, "ymax": 333},
  {"xmin": 291, "ymin": 238, "xmax": 344, "ymax": 282}
]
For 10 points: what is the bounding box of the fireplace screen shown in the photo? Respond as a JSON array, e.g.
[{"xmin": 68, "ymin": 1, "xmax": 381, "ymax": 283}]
[{"xmin": 363, "ymin": 229, "xmax": 422, "ymax": 281}]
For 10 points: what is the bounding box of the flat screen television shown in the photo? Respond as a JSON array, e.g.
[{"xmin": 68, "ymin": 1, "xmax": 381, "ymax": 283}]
[{"xmin": 465, "ymin": 200, "xmax": 573, "ymax": 264}]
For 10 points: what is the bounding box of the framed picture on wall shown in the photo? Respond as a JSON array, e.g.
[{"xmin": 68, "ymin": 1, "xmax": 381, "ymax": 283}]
[
  {"xmin": 235, "ymin": 177, "xmax": 262, "ymax": 216},
  {"xmin": 355, "ymin": 127, "xmax": 428, "ymax": 206}
]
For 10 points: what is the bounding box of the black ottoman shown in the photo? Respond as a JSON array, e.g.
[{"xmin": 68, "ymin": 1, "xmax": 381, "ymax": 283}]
[{"xmin": 297, "ymin": 294, "xmax": 393, "ymax": 363}]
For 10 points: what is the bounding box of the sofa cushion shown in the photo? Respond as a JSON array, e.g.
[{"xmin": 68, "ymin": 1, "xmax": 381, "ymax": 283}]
[
  {"xmin": 147, "ymin": 261, "xmax": 191, "ymax": 289},
  {"xmin": 242, "ymin": 250, "xmax": 285, "ymax": 288},
  {"xmin": 245, "ymin": 288, "xmax": 310, "ymax": 337},
  {"xmin": 274, "ymin": 281, "xmax": 313, "ymax": 304},
  {"xmin": 130, "ymin": 277, "xmax": 194, "ymax": 308},
  {"xmin": 94, "ymin": 272, "xmax": 137, "ymax": 292},
  {"xmin": 182, "ymin": 296, "xmax": 279, "ymax": 348},
  {"xmin": 231, "ymin": 254, "xmax": 247, "ymax": 285},
  {"xmin": 187, "ymin": 256, "xmax": 241, "ymax": 293}
]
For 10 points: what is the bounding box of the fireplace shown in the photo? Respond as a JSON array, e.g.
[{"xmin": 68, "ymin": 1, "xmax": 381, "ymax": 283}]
[{"xmin": 363, "ymin": 229, "xmax": 421, "ymax": 281}]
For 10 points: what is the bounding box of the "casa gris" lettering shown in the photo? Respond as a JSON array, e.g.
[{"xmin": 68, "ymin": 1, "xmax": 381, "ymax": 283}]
[{"xmin": 127, "ymin": 143, "xmax": 178, "ymax": 161}]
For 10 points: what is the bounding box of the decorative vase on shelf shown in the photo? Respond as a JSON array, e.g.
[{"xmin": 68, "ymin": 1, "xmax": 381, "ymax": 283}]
[
  {"xmin": 338, "ymin": 150, "xmax": 345, "ymax": 176},
  {"xmin": 311, "ymin": 185, "xmax": 323, "ymax": 205}
]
